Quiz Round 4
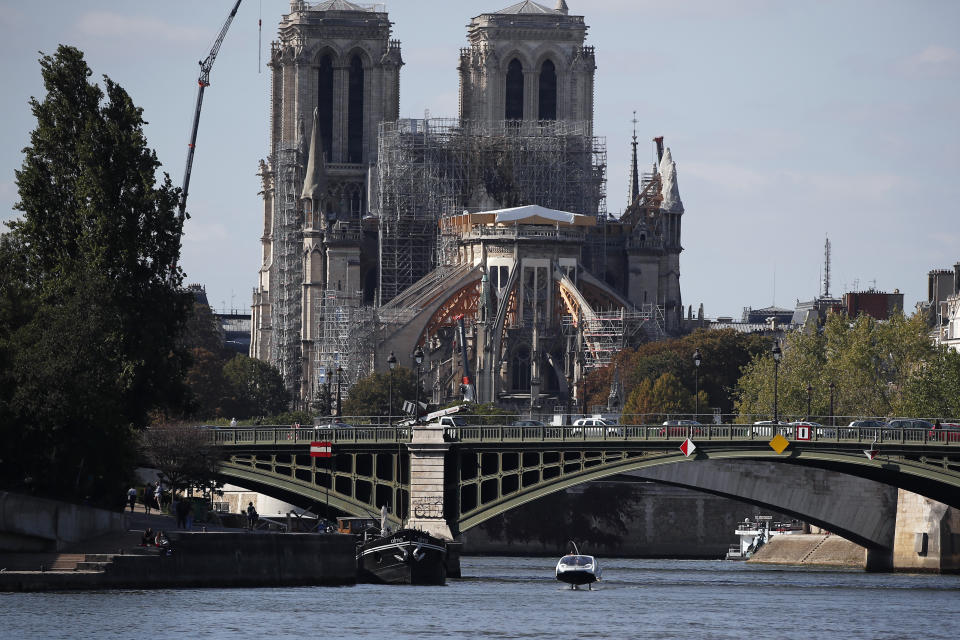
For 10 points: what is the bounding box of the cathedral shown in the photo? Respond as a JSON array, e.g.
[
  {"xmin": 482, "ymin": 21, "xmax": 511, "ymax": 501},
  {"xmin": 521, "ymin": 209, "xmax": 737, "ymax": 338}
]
[{"xmin": 251, "ymin": 0, "xmax": 686, "ymax": 413}]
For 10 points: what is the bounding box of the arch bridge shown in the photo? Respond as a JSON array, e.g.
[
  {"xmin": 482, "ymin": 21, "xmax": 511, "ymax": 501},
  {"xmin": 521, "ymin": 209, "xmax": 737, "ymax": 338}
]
[{"xmin": 210, "ymin": 423, "xmax": 960, "ymax": 542}]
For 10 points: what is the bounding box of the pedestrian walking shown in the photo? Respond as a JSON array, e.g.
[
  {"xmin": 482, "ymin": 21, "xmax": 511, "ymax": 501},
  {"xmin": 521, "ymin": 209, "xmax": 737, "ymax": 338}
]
[
  {"xmin": 175, "ymin": 497, "xmax": 189, "ymax": 529},
  {"xmin": 154, "ymin": 484, "xmax": 164, "ymax": 512},
  {"xmin": 126, "ymin": 487, "xmax": 137, "ymax": 513},
  {"xmin": 143, "ymin": 483, "xmax": 153, "ymax": 515},
  {"xmin": 246, "ymin": 501, "xmax": 259, "ymax": 530}
]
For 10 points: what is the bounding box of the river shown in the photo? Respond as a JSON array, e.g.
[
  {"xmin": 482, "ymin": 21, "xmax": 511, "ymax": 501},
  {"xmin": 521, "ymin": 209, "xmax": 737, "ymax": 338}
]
[{"xmin": 3, "ymin": 556, "xmax": 958, "ymax": 639}]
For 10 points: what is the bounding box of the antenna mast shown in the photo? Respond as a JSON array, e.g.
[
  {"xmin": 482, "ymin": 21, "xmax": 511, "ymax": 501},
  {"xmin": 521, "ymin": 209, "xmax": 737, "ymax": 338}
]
[{"xmin": 823, "ymin": 236, "xmax": 831, "ymax": 298}]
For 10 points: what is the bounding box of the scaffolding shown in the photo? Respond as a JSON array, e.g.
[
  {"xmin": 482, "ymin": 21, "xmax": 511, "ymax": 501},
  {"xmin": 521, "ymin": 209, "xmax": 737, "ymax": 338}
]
[
  {"xmin": 311, "ymin": 289, "xmax": 376, "ymax": 406},
  {"xmin": 376, "ymin": 118, "xmax": 606, "ymax": 305},
  {"xmin": 564, "ymin": 305, "xmax": 664, "ymax": 371},
  {"xmin": 269, "ymin": 144, "xmax": 304, "ymax": 395}
]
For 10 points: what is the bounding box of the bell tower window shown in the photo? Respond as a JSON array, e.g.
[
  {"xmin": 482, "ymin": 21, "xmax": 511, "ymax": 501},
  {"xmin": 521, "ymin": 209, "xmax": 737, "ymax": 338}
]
[
  {"xmin": 505, "ymin": 58, "xmax": 524, "ymax": 120},
  {"xmin": 538, "ymin": 60, "xmax": 556, "ymax": 120},
  {"xmin": 348, "ymin": 55, "xmax": 364, "ymax": 163},
  {"xmin": 317, "ymin": 55, "xmax": 334, "ymax": 160}
]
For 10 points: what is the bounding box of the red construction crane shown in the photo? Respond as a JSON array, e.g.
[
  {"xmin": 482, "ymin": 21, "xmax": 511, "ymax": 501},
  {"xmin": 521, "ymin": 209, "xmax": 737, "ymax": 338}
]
[{"xmin": 178, "ymin": 0, "xmax": 243, "ymax": 221}]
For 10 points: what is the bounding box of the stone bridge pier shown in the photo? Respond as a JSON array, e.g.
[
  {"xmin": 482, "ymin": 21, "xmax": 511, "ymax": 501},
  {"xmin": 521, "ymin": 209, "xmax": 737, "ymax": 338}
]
[{"xmin": 405, "ymin": 425, "xmax": 454, "ymax": 540}]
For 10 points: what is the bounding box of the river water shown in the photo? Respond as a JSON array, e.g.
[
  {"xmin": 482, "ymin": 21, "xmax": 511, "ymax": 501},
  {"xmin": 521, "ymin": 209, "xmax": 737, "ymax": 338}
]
[{"xmin": 3, "ymin": 556, "xmax": 959, "ymax": 639}]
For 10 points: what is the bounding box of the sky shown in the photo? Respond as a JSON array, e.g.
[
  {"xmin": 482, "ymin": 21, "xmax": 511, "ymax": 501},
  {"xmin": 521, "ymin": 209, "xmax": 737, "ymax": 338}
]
[{"xmin": 1, "ymin": 0, "xmax": 958, "ymax": 318}]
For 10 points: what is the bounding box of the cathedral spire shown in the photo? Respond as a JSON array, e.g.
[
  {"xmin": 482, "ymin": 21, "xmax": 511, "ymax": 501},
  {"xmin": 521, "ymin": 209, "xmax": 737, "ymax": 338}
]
[
  {"xmin": 301, "ymin": 107, "xmax": 327, "ymax": 204},
  {"xmin": 627, "ymin": 111, "xmax": 639, "ymax": 206},
  {"xmin": 659, "ymin": 147, "xmax": 684, "ymax": 214}
]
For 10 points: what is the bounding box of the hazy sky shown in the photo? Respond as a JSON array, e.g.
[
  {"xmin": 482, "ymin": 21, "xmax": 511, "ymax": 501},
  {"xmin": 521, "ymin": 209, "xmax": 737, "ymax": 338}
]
[{"xmin": 1, "ymin": 0, "xmax": 957, "ymax": 318}]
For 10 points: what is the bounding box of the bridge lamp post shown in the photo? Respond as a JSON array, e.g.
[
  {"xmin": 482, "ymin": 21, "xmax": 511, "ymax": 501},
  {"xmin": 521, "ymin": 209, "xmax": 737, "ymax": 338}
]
[
  {"xmin": 806, "ymin": 384, "xmax": 813, "ymax": 420},
  {"xmin": 693, "ymin": 348, "xmax": 702, "ymax": 421},
  {"xmin": 335, "ymin": 365, "xmax": 343, "ymax": 418},
  {"xmin": 413, "ymin": 346, "xmax": 424, "ymax": 425},
  {"xmin": 829, "ymin": 381, "xmax": 835, "ymax": 427},
  {"xmin": 772, "ymin": 341, "xmax": 782, "ymax": 423},
  {"xmin": 387, "ymin": 351, "xmax": 397, "ymax": 427}
]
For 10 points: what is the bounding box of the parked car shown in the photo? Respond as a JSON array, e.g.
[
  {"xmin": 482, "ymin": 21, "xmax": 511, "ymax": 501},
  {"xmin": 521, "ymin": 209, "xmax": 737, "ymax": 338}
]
[
  {"xmin": 751, "ymin": 420, "xmax": 788, "ymax": 437},
  {"xmin": 885, "ymin": 418, "xmax": 935, "ymax": 431},
  {"xmin": 659, "ymin": 420, "xmax": 703, "ymax": 437},
  {"xmin": 511, "ymin": 419, "xmax": 546, "ymax": 427},
  {"xmin": 571, "ymin": 417, "xmax": 621, "ymax": 436},
  {"xmin": 929, "ymin": 423, "xmax": 960, "ymax": 442}
]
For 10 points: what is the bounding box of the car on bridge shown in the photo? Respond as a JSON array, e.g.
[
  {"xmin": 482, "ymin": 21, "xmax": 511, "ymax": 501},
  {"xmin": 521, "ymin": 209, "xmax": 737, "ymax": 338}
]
[
  {"xmin": 752, "ymin": 420, "xmax": 788, "ymax": 437},
  {"xmin": 929, "ymin": 423, "xmax": 960, "ymax": 442},
  {"xmin": 511, "ymin": 419, "xmax": 546, "ymax": 427},
  {"xmin": 571, "ymin": 417, "xmax": 622, "ymax": 436},
  {"xmin": 659, "ymin": 420, "xmax": 703, "ymax": 437},
  {"xmin": 818, "ymin": 419, "xmax": 885, "ymax": 438}
]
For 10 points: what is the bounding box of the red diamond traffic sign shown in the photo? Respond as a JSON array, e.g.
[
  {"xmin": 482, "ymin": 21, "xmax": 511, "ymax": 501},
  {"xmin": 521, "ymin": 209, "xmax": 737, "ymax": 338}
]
[{"xmin": 680, "ymin": 438, "xmax": 696, "ymax": 457}]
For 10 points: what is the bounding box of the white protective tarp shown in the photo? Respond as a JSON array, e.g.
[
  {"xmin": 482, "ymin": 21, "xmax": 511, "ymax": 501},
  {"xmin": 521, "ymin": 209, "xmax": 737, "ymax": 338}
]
[{"xmin": 485, "ymin": 205, "xmax": 580, "ymax": 225}]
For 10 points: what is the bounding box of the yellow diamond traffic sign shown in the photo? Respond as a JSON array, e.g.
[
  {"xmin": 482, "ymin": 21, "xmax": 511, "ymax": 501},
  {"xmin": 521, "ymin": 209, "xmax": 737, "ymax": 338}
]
[{"xmin": 769, "ymin": 434, "xmax": 789, "ymax": 454}]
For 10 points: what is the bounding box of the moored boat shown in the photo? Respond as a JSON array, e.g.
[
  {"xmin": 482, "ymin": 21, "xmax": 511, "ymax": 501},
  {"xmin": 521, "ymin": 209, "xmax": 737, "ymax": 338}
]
[
  {"xmin": 356, "ymin": 527, "xmax": 448, "ymax": 585},
  {"xmin": 555, "ymin": 541, "xmax": 601, "ymax": 589},
  {"xmin": 343, "ymin": 507, "xmax": 448, "ymax": 585}
]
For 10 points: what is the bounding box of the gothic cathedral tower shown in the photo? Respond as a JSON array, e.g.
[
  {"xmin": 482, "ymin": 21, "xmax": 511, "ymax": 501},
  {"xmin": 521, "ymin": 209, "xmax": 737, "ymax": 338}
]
[
  {"xmin": 458, "ymin": 1, "xmax": 595, "ymax": 130},
  {"xmin": 251, "ymin": 0, "xmax": 402, "ymax": 402}
]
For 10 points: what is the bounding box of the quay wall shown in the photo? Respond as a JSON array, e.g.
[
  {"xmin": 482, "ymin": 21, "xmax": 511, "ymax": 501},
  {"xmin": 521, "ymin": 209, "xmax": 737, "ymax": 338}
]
[
  {"xmin": 0, "ymin": 531, "xmax": 357, "ymax": 592},
  {"xmin": 0, "ymin": 491, "xmax": 127, "ymax": 552},
  {"xmin": 748, "ymin": 534, "xmax": 865, "ymax": 568}
]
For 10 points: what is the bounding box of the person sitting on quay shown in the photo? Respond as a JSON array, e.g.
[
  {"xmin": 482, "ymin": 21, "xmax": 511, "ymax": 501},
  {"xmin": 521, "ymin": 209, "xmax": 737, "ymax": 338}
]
[{"xmin": 140, "ymin": 527, "xmax": 154, "ymax": 547}]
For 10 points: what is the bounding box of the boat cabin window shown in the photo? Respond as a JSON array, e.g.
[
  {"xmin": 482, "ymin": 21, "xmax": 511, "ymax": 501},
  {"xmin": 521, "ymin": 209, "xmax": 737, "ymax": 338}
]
[{"xmin": 561, "ymin": 555, "xmax": 592, "ymax": 566}]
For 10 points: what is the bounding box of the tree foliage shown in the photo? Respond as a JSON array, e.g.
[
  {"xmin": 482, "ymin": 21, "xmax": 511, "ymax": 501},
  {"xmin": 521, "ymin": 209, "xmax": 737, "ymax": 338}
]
[
  {"xmin": 734, "ymin": 312, "xmax": 945, "ymax": 421},
  {"xmin": 583, "ymin": 329, "xmax": 769, "ymax": 417},
  {"xmin": 221, "ymin": 354, "xmax": 289, "ymax": 419},
  {"xmin": 342, "ymin": 367, "xmax": 420, "ymax": 421},
  {"xmin": 141, "ymin": 424, "xmax": 221, "ymax": 496},
  {"xmin": 622, "ymin": 373, "xmax": 708, "ymax": 423},
  {"xmin": 0, "ymin": 47, "xmax": 190, "ymax": 503}
]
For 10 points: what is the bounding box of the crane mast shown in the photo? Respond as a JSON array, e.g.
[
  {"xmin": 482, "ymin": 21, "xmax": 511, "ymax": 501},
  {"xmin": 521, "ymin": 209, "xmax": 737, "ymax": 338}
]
[{"xmin": 178, "ymin": 0, "xmax": 243, "ymax": 221}]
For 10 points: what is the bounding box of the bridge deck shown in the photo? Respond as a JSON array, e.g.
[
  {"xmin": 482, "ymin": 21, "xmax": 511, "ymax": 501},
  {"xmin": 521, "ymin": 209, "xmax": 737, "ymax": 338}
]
[{"xmin": 209, "ymin": 424, "xmax": 960, "ymax": 448}]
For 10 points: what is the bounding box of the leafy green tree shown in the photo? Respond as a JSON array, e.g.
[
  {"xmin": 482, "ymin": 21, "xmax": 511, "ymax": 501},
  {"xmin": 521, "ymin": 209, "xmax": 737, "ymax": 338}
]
[
  {"xmin": 583, "ymin": 329, "xmax": 769, "ymax": 416},
  {"xmin": 0, "ymin": 46, "xmax": 190, "ymax": 503},
  {"xmin": 342, "ymin": 367, "xmax": 420, "ymax": 422},
  {"xmin": 184, "ymin": 348, "xmax": 228, "ymax": 418},
  {"xmin": 622, "ymin": 372, "xmax": 706, "ymax": 423},
  {"xmin": 221, "ymin": 354, "xmax": 289, "ymax": 419},
  {"xmin": 734, "ymin": 312, "xmax": 937, "ymax": 422},
  {"xmin": 895, "ymin": 348, "xmax": 960, "ymax": 419}
]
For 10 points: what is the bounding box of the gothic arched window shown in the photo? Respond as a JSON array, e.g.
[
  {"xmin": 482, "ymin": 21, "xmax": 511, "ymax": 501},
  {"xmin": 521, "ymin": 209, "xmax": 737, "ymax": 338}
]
[
  {"xmin": 538, "ymin": 59, "xmax": 557, "ymax": 121},
  {"xmin": 505, "ymin": 58, "xmax": 524, "ymax": 120},
  {"xmin": 348, "ymin": 54, "xmax": 364, "ymax": 163},
  {"xmin": 511, "ymin": 347, "xmax": 531, "ymax": 391},
  {"xmin": 317, "ymin": 54, "xmax": 334, "ymax": 160}
]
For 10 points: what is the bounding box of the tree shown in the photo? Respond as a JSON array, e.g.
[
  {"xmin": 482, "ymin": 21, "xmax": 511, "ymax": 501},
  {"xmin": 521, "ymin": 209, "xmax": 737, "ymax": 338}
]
[
  {"xmin": 734, "ymin": 312, "xmax": 938, "ymax": 421},
  {"xmin": 342, "ymin": 367, "xmax": 420, "ymax": 421},
  {"xmin": 0, "ymin": 47, "xmax": 190, "ymax": 503},
  {"xmin": 582, "ymin": 329, "xmax": 769, "ymax": 417},
  {"xmin": 184, "ymin": 348, "xmax": 228, "ymax": 418},
  {"xmin": 221, "ymin": 354, "xmax": 289, "ymax": 419},
  {"xmin": 622, "ymin": 373, "xmax": 705, "ymax": 423},
  {"xmin": 141, "ymin": 423, "xmax": 221, "ymax": 497}
]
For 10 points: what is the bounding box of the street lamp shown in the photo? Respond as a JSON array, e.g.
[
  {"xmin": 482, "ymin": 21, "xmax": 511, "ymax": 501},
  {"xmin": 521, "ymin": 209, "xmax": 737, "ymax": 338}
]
[
  {"xmin": 772, "ymin": 341, "xmax": 782, "ymax": 423},
  {"xmin": 387, "ymin": 351, "xmax": 397, "ymax": 427},
  {"xmin": 693, "ymin": 348, "xmax": 702, "ymax": 421},
  {"xmin": 829, "ymin": 381, "xmax": 835, "ymax": 427},
  {"xmin": 335, "ymin": 365, "xmax": 343, "ymax": 418},
  {"xmin": 806, "ymin": 384, "xmax": 813, "ymax": 420},
  {"xmin": 413, "ymin": 346, "xmax": 424, "ymax": 425}
]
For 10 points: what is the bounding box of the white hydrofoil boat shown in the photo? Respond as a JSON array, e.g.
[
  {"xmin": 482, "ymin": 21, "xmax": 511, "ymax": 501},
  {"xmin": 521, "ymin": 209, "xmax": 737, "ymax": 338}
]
[{"xmin": 555, "ymin": 541, "xmax": 601, "ymax": 589}]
